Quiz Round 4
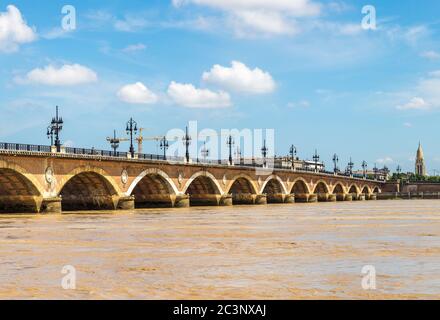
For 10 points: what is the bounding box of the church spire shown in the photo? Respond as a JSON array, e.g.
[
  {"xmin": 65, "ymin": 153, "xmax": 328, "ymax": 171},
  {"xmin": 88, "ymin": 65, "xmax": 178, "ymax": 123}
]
[{"xmin": 415, "ymin": 142, "xmax": 426, "ymax": 176}]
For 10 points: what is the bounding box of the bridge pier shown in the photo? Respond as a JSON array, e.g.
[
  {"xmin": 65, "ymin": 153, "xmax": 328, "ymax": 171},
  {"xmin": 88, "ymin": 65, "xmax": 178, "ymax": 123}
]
[
  {"xmin": 284, "ymin": 194, "xmax": 295, "ymax": 203},
  {"xmin": 308, "ymin": 194, "xmax": 318, "ymax": 203},
  {"xmin": 219, "ymin": 194, "xmax": 233, "ymax": 206},
  {"xmin": 267, "ymin": 193, "xmax": 285, "ymax": 204},
  {"xmin": 173, "ymin": 194, "xmax": 190, "ymax": 208},
  {"xmin": 317, "ymin": 193, "xmax": 329, "ymax": 202},
  {"xmin": 344, "ymin": 194, "xmax": 353, "ymax": 201},
  {"xmin": 40, "ymin": 197, "xmax": 62, "ymax": 214},
  {"xmin": 367, "ymin": 194, "xmax": 377, "ymax": 200},
  {"xmin": 255, "ymin": 194, "xmax": 267, "ymax": 205},
  {"xmin": 117, "ymin": 196, "xmax": 135, "ymax": 210},
  {"xmin": 327, "ymin": 194, "xmax": 337, "ymax": 202}
]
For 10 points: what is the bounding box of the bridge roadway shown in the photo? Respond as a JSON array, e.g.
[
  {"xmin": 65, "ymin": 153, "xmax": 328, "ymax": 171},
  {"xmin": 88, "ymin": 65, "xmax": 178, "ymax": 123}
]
[{"xmin": 0, "ymin": 145, "xmax": 384, "ymax": 214}]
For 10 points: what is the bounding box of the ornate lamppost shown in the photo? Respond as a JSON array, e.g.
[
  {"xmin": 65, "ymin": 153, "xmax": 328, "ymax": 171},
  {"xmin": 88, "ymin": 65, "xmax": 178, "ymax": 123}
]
[
  {"xmin": 347, "ymin": 157, "xmax": 354, "ymax": 176},
  {"xmin": 160, "ymin": 136, "xmax": 169, "ymax": 160},
  {"xmin": 261, "ymin": 140, "xmax": 268, "ymax": 168},
  {"xmin": 47, "ymin": 106, "xmax": 63, "ymax": 152},
  {"xmin": 313, "ymin": 149, "xmax": 320, "ymax": 172},
  {"xmin": 183, "ymin": 126, "xmax": 192, "ymax": 163},
  {"xmin": 362, "ymin": 160, "xmax": 368, "ymax": 179},
  {"xmin": 227, "ymin": 135, "xmax": 235, "ymax": 166},
  {"xmin": 333, "ymin": 153, "xmax": 339, "ymax": 174},
  {"xmin": 126, "ymin": 118, "xmax": 138, "ymax": 158},
  {"xmin": 373, "ymin": 163, "xmax": 378, "ymax": 180},
  {"xmin": 201, "ymin": 141, "xmax": 209, "ymax": 162},
  {"xmin": 290, "ymin": 145, "xmax": 297, "ymax": 169}
]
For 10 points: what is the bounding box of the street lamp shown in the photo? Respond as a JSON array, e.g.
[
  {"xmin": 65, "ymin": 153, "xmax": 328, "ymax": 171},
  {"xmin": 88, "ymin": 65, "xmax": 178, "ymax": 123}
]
[
  {"xmin": 48, "ymin": 106, "xmax": 63, "ymax": 152},
  {"xmin": 183, "ymin": 126, "xmax": 192, "ymax": 163},
  {"xmin": 227, "ymin": 135, "xmax": 235, "ymax": 165},
  {"xmin": 201, "ymin": 141, "xmax": 209, "ymax": 162},
  {"xmin": 261, "ymin": 140, "xmax": 268, "ymax": 167},
  {"xmin": 126, "ymin": 118, "xmax": 138, "ymax": 158},
  {"xmin": 290, "ymin": 145, "xmax": 297, "ymax": 169},
  {"xmin": 347, "ymin": 157, "xmax": 354, "ymax": 176},
  {"xmin": 333, "ymin": 153, "xmax": 339, "ymax": 174},
  {"xmin": 108, "ymin": 130, "xmax": 120, "ymax": 156},
  {"xmin": 373, "ymin": 163, "xmax": 378, "ymax": 180},
  {"xmin": 362, "ymin": 160, "xmax": 368, "ymax": 178},
  {"xmin": 160, "ymin": 136, "xmax": 169, "ymax": 160},
  {"xmin": 313, "ymin": 149, "xmax": 320, "ymax": 172}
]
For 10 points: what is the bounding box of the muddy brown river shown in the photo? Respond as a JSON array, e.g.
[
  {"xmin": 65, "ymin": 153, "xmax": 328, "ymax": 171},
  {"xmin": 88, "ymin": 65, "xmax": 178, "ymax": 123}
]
[{"xmin": 1, "ymin": 200, "xmax": 440, "ymax": 299}]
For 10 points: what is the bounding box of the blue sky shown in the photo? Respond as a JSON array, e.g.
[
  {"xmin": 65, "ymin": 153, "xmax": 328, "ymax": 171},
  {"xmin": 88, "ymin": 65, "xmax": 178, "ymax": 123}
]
[{"xmin": 1, "ymin": 0, "xmax": 440, "ymax": 173}]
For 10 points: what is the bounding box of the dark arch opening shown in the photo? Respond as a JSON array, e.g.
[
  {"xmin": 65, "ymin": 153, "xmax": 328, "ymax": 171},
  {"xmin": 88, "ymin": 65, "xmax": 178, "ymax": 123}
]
[
  {"xmin": 186, "ymin": 176, "xmax": 220, "ymax": 206},
  {"xmin": 263, "ymin": 178, "xmax": 284, "ymax": 203},
  {"xmin": 229, "ymin": 177, "xmax": 256, "ymax": 205},
  {"xmin": 373, "ymin": 187, "xmax": 379, "ymax": 194},
  {"xmin": 60, "ymin": 172, "xmax": 118, "ymax": 211},
  {"xmin": 132, "ymin": 174, "xmax": 175, "ymax": 208},
  {"xmin": 362, "ymin": 186, "xmax": 370, "ymax": 194},
  {"xmin": 333, "ymin": 184, "xmax": 344, "ymax": 194},
  {"xmin": 348, "ymin": 185, "xmax": 358, "ymax": 194},
  {"xmin": 313, "ymin": 182, "xmax": 329, "ymax": 194},
  {"xmin": 291, "ymin": 180, "xmax": 309, "ymax": 194},
  {"xmin": 0, "ymin": 168, "xmax": 41, "ymax": 213}
]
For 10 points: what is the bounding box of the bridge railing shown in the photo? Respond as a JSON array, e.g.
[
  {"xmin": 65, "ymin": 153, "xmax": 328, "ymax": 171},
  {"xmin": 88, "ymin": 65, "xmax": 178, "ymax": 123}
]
[{"xmin": 0, "ymin": 142, "xmax": 51, "ymax": 153}]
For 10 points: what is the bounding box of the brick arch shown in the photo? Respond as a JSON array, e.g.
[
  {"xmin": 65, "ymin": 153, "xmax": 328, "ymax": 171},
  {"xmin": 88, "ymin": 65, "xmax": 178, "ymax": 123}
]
[
  {"xmin": 332, "ymin": 182, "xmax": 346, "ymax": 194},
  {"xmin": 348, "ymin": 184, "xmax": 360, "ymax": 194},
  {"xmin": 361, "ymin": 185, "xmax": 372, "ymax": 194},
  {"xmin": 373, "ymin": 186, "xmax": 381, "ymax": 194},
  {"xmin": 127, "ymin": 168, "xmax": 178, "ymax": 196},
  {"xmin": 260, "ymin": 175, "xmax": 288, "ymax": 195},
  {"xmin": 0, "ymin": 159, "xmax": 45, "ymax": 197},
  {"xmin": 290, "ymin": 177, "xmax": 310, "ymax": 194},
  {"xmin": 183, "ymin": 171, "xmax": 224, "ymax": 195},
  {"xmin": 226, "ymin": 174, "xmax": 258, "ymax": 195},
  {"xmin": 313, "ymin": 180, "xmax": 330, "ymax": 194},
  {"xmin": 56, "ymin": 166, "xmax": 122, "ymax": 196}
]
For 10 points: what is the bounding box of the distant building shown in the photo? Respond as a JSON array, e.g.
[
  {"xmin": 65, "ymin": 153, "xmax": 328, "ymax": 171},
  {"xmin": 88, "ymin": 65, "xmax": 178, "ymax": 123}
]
[{"xmin": 415, "ymin": 142, "xmax": 427, "ymax": 176}]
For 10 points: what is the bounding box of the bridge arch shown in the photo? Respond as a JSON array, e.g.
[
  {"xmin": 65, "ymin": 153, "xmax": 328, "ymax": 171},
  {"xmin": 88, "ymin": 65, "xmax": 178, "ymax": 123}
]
[
  {"xmin": 183, "ymin": 171, "xmax": 223, "ymax": 206},
  {"xmin": 57, "ymin": 166, "xmax": 121, "ymax": 211},
  {"xmin": 128, "ymin": 168, "xmax": 178, "ymax": 208},
  {"xmin": 348, "ymin": 184, "xmax": 360, "ymax": 194},
  {"xmin": 332, "ymin": 183, "xmax": 345, "ymax": 194},
  {"xmin": 290, "ymin": 178, "xmax": 310, "ymax": 194},
  {"xmin": 361, "ymin": 185, "xmax": 371, "ymax": 195},
  {"xmin": 373, "ymin": 186, "xmax": 380, "ymax": 194},
  {"xmin": 227, "ymin": 174, "xmax": 259, "ymax": 205},
  {"xmin": 260, "ymin": 175, "xmax": 288, "ymax": 195},
  {"xmin": 313, "ymin": 180, "xmax": 330, "ymax": 194},
  {"xmin": 0, "ymin": 160, "xmax": 44, "ymax": 213}
]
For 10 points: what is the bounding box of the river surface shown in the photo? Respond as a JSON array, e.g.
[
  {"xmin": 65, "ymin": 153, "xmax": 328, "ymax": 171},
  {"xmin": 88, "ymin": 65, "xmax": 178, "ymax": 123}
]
[{"xmin": 1, "ymin": 200, "xmax": 440, "ymax": 299}]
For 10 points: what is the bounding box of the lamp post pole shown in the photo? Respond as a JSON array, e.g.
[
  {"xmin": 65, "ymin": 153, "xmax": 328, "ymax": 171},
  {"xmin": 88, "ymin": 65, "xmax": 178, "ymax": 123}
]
[
  {"xmin": 362, "ymin": 160, "xmax": 368, "ymax": 179},
  {"xmin": 48, "ymin": 106, "xmax": 63, "ymax": 152},
  {"xmin": 348, "ymin": 158, "xmax": 354, "ymax": 176},
  {"xmin": 160, "ymin": 136, "xmax": 169, "ymax": 160},
  {"xmin": 313, "ymin": 149, "xmax": 320, "ymax": 172},
  {"xmin": 261, "ymin": 140, "xmax": 268, "ymax": 168},
  {"xmin": 183, "ymin": 126, "xmax": 192, "ymax": 163},
  {"xmin": 333, "ymin": 153, "xmax": 339, "ymax": 174},
  {"xmin": 227, "ymin": 135, "xmax": 234, "ymax": 166},
  {"xmin": 126, "ymin": 118, "xmax": 138, "ymax": 158},
  {"xmin": 290, "ymin": 145, "xmax": 297, "ymax": 169}
]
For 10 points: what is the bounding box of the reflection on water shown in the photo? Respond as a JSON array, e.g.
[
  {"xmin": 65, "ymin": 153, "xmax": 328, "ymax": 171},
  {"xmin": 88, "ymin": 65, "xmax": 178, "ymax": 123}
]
[{"xmin": 1, "ymin": 200, "xmax": 440, "ymax": 299}]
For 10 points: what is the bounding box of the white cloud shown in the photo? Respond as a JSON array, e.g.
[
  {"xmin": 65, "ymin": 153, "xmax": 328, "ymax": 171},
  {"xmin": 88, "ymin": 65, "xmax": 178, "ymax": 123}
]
[
  {"xmin": 202, "ymin": 61, "xmax": 275, "ymax": 94},
  {"xmin": 397, "ymin": 97, "xmax": 430, "ymax": 110},
  {"xmin": 21, "ymin": 64, "xmax": 98, "ymax": 86},
  {"xmin": 173, "ymin": 0, "xmax": 320, "ymax": 36},
  {"xmin": 376, "ymin": 157, "xmax": 394, "ymax": 164},
  {"xmin": 0, "ymin": 5, "xmax": 37, "ymax": 52},
  {"xmin": 114, "ymin": 15, "xmax": 149, "ymax": 32},
  {"xmin": 122, "ymin": 43, "xmax": 147, "ymax": 53},
  {"xmin": 167, "ymin": 81, "xmax": 232, "ymax": 108},
  {"xmin": 403, "ymin": 122, "xmax": 412, "ymax": 128},
  {"xmin": 421, "ymin": 50, "xmax": 440, "ymax": 60},
  {"xmin": 287, "ymin": 100, "xmax": 310, "ymax": 108},
  {"xmin": 117, "ymin": 82, "xmax": 158, "ymax": 104}
]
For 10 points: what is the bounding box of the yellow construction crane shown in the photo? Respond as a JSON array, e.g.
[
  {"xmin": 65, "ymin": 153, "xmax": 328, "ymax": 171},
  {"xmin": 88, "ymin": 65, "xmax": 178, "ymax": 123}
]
[{"xmin": 136, "ymin": 128, "xmax": 149, "ymax": 154}]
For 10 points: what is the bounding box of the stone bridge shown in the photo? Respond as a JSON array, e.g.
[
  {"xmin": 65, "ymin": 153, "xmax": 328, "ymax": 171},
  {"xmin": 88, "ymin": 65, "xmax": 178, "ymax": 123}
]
[{"xmin": 0, "ymin": 149, "xmax": 384, "ymax": 214}]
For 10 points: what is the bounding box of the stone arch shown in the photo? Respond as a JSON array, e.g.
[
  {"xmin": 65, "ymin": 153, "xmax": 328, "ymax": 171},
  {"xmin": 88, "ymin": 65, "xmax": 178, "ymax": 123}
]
[
  {"xmin": 0, "ymin": 163, "xmax": 43, "ymax": 213},
  {"xmin": 57, "ymin": 166, "xmax": 121, "ymax": 211},
  {"xmin": 260, "ymin": 175, "xmax": 288, "ymax": 195},
  {"xmin": 183, "ymin": 171, "xmax": 223, "ymax": 206},
  {"xmin": 128, "ymin": 169, "xmax": 178, "ymax": 208},
  {"xmin": 0, "ymin": 159, "xmax": 45, "ymax": 197},
  {"xmin": 373, "ymin": 186, "xmax": 380, "ymax": 194},
  {"xmin": 290, "ymin": 178, "xmax": 310, "ymax": 194},
  {"xmin": 313, "ymin": 180, "xmax": 330, "ymax": 194},
  {"xmin": 348, "ymin": 184, "xmax": 360, "ymax": 194},
  {"xmin": 332, "ymin": 183, "xmax": 345, "ymax": 194},
  {"xmin": 227, "ymin": 174, "xmax": 258, "ymax": 205},
  {"xmin": 361, "ymin": 185, "xmax": 371, "ymax": 194},
  {"xmin": 226, "ymin": 174, "xmax": 258, "ymax": 195}
]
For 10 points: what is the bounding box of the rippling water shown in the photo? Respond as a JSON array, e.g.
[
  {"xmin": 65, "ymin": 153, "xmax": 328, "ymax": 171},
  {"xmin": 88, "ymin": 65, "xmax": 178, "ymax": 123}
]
[{"xmin": 1, "ymin": 200, "xmax": 440, "ymax": 299}]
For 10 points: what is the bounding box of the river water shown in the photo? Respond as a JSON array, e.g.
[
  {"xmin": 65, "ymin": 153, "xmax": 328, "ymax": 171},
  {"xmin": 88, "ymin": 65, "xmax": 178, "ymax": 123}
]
[{"xmin": 1, "ymin": 200, "xmax": 440, "ymax": 299}]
